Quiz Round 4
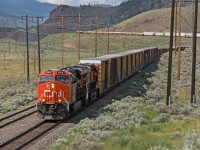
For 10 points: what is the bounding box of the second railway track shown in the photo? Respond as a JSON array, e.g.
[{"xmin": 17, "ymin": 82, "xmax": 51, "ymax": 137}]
[
  {"xmin": 0, "ymin": 120, "xmax": 61, "ymax": 150},
  {"xmin": 0, "ymin": 105, "xmax": 36, "ymax": 129}
]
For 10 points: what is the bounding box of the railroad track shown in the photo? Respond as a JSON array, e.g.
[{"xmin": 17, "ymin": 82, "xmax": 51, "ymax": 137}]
[
  {"xmin": 0, "ymin": 65, "xmax": 151, "ymax": 150},
  {"xmin": 0, "ymin": 120, "xmax": 61, "ymax": 150},
  {"xmin": 0, "ymin": 105, "xmax": 36, "ymax": 129}
]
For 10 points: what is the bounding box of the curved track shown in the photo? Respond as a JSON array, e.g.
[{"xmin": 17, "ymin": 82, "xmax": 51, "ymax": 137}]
[{"xmin": 0, "ymin": 60, "xmax": 159, "ymax": 150}]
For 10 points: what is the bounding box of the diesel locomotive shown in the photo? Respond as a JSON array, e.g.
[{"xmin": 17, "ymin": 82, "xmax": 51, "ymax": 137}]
[{"xmin": 36, "ymin": 47, "xmax": 164, "ymax": 120}]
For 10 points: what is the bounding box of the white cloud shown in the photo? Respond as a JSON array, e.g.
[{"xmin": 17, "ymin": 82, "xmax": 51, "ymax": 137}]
[
  {"xmin": 37, "ymin": 0, "xmax": 79, "ymax": 5},
  {"xmin": 37, "ymin": 0, "xmax": 122, "ymax": 6}
]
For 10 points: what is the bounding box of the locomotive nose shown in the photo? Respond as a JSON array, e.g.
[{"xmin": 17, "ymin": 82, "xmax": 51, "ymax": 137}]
[
  {"xmin": 42, "ymin": 82, "xmax": 58, "ymax": 103},
  {"xmin": 51, "ymin": 83, "xmax": 55, "ymax": 89},
  {"xmin": 45, "ymin": 81, "xmax": 56, "ymax": 90}
]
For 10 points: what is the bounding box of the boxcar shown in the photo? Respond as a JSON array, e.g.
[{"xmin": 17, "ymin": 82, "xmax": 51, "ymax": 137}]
[{"xmin": 80, "ymin": 47, "xmax": 158, "ymax": 95}]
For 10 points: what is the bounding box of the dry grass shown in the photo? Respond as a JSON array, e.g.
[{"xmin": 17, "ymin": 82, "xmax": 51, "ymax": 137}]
[{"xmin": 113, "ymin": 5, "xmax": 198, "ymax": 33}]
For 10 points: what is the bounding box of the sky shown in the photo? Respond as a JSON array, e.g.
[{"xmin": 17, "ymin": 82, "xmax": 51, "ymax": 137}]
[{"xmin": 36, "ymin": 0, "xmax": 122, "ymax": 6}]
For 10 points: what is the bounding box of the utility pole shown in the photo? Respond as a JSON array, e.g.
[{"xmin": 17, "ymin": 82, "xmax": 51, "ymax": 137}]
[
  {"xmin": 42, "ymin": 50, "xmax": 44, "ymax": 70},
  {"xmin": 95, "ymin": 16, "xmax": 98, "ymax": 57},
  {"xmin": 24, "ymin": 50, "xmax": 26, "ymax": 74},
  {"xmin": 36, "ymin": 16, "xmax": 43, "ymax": 73},
  {"xmin": 174, "ymin": 1, "xmax": 178, "ymax": 55},
  {"xmin": 8, "ymin": 37, "xmax": 11, "ymax": 53},
  {"xmin": 162, "ymin": 10, "xmax": 166, "ymax": 32},
  {"xmin": 107, "ymin": 22, "xmax": 110, "ymax": 54},
  {"xmin": 21, "ymin": 15, "xmax": 30, "ymax": 83},
  {"xmin": 61, "ymin": 14, "xmax": 64, "ymax": 66},
  {"xmin": 34, "ymin": 49, "xmax": 36, "ymax": 71},
  {"xmin": 177, "ymin": 0, "xmax": 181, "ymax": 80},
  {"xmin": 3, "ymin": 51, "xmax": 6, "ymax": 70},
  {"xmin": 78, "ymin": 13, "xmax": 81, "ymax": 61},
  {"xmin": 15, "ymin": 40, "xmax": 17, "ymax": 53},
  {"xmin": 191, "ymin": 0, "xmax": 198, "ymax": 104},
  {"xmin": 59, "ymin": 15, "xmax": 96, "ymax": 59},
  {"xmin": 166, "ymin": 0, "xmax": 175, "ymax": 106},
  {"xmin": 21, "ymin": 15, "xmax": 43, "ymax": 82}
]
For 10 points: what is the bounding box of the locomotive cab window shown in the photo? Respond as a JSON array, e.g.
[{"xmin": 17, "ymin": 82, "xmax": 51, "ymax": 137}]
[
  {"xmin": 39, "ymin": 75, "xmax": 53, "ymax": 84},
  {"xmin": 55, "ymin": 75, "xmax": 69, "ymax": 84}
]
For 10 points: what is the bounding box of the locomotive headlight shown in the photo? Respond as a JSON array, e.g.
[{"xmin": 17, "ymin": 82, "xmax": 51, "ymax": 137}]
[
  {"xmin": 51, "ymin": 83, "xmax": 55, "ymax": 89},
  {"xmin": 58, "ymin": 99, "xmax": 62, "ymax": 102},
  {"xmin": 42, "ymin": 99, "xmax": 45, "ymax": 102}
]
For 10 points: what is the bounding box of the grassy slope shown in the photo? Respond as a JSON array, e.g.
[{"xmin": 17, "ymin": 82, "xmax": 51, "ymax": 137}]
[
  {"xmin": 52, "ymin": 47, "xmax": 200, "ymax": 150},
  {"xmin": 1, "ymin": 5, "xmax": 200, "ymax": 150},
  {"xmin": 112, "ymin": 5, "xmax": 197, "ymax": 33},
  {"xmin": 0, "ymin": 33, "xmax": 170, "ymax": 114},
  {"xmin": 50, "ymin": 6, "xmax": 200, "ymax": 150}
]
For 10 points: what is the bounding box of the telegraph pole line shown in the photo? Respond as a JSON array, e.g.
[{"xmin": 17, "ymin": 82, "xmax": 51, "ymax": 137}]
[
  {"xmin": 3, "ymin": 50, "xmax": 6, "ymax": 70},
  {"xmin": 166, "ymin": 0, "xmax": 175, "ymax": 106},
  {"xmin": 61, "ymin": 14, "xmax": 64, "ymax": 66},
  {"xmin": 191, "ymin": 0, "xmax": 198, "ymax": 104},
  {"xmin": 107, "ymin": 22, "xmax": 110, "ymax": 54},
  {"xmin": 23, "ymin": 50, "xmax": 26, "ymax": 74},
  {"xmin": 9, "ymin": 37, "xmax": 11, "ymax": 53},
  {"xmin": 95, "ymin": 16, "xmax": 98, "ymax": 57},
  {"xmin": 21, "ymin": 15, "xmax": 43, "ymax": 82},
  {"xmin": 177, "ymin": 0, "xmax": 181, "ymax": 80},
  {"xmin": 34, "ymin": 49, "xmax": 36, "ymax": 71},
  {"xmin": 59, "ymin": 15, "xmax": 97, "ymax": 59},
  {"xmin": 41, "ymin": 50, "xmax": 44, "ymax": 70},
  {"xmin": 78, "ymin": 13, "xmax": 81, "ymax": 61},
  {"xmin": 15, "ymin": 40, "xmax": 17, "ymax": 53},
  {"xmin": 36, "ymin": 16, "xmax": 43, "ymax": 73},
  {"xmin": 21, "ymin": 15, "xmax": 30, "ymax": 83},
  {"xmin": 174, "ymin": 1, "xmax": 178, "ymax": 55}
]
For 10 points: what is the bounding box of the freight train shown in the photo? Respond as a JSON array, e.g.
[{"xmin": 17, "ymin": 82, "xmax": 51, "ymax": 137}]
[{"xmin": 36, "ymin": 47, "xmax": 165, "ymax": 120}]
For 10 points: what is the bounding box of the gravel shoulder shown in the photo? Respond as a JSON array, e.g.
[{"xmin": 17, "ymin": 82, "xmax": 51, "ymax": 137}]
[
  {"xmin": 0, "ymin": 113, "xmax": 41, "ymax": 144},
  {"xmin": 25, "ymin": 64, "xmax": 152, "ymax": 150}
]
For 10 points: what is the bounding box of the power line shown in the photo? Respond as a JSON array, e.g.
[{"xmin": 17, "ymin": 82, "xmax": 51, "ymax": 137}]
[
  {"xmin": 21, "ymin": 15, "xmax": 43, "ymax": 83},
  {"xmin": 21, "ymin": 15, "xmax": 30, "ymax": 84}
]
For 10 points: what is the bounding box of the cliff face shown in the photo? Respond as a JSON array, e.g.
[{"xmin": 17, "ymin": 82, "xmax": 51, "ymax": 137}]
[
  {"xmin": 41, "ymin": 5, "xmax": 118, "ymax": 34},
  {"xmin": 41, "ymin": 0, "xmax": 171, "ymax": 34},
  {"xmin": 0, "ymin": 0, "xmax": 172, "ymax": 41}
]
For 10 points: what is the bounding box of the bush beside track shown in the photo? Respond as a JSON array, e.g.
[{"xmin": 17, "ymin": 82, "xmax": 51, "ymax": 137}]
[
  {"xmin": 52, "ymin": 48, "xmax": 200, "ymax": 150},
  {"xmin": 0, "ymin": 75, "xmax": 37, "ymax": 114}
]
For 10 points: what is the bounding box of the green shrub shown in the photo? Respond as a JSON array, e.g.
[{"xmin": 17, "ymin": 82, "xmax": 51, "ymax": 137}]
[
  {"xmin": 52, "ymin": 139, "xmax": 70, "ymax": 150},
  {"xmin": 153, "ymin": 113, "xmax": 171, "ymax": 123},
  {"xmin": 182, "ymin": 129, "xmax": 200, "ymax": 150}
]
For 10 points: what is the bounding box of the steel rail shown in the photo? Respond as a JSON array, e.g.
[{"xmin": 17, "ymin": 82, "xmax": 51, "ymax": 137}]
[
  {"xmin": 0, "ymin": 110, "xmax": 36, "ymax": 129},
  {"xmin": 0, "ymin": 121, "xmax": 45, "ymax": 149},
  {"xmin": 14, "ymin": 121, "xmax": 61, "ymax": 150},
  {"xmin": 0, "ymin": 105, "xmax": 35, "ymax": 122}
]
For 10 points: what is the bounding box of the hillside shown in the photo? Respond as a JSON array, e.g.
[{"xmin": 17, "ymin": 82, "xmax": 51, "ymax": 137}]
[
  {"xmin": 0, "ymin": 0, "xmax": 56, "ymax": 17},
  {"xmin": 51, "ymin": 47, "xmax": 200, "ymax": 150},
  {"xmin": 113, "ymin": 8, "xmax": 171, "ymax": 32},
  {"xmin": 0, "ymin": 0, "xmax": 174, "ymax": 39},
  {"xmin": 0, "ymin": 33, "xmax": 199, "ymax": 150},
  {"xmin": 41, "ymin": 0, "xmax": 172, "ymax": 34},
  {"xmin": 0, "ymin": 0, "xmax": 56, "ymax": 28},
  {"xmin": 113, "ymin": 5, "xmax": 196, "ymax": 33},
  {"xmin": 1, "ymin": 1, "xmax": 195, "ymax": 43}
]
